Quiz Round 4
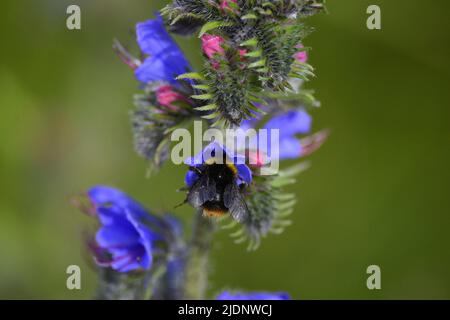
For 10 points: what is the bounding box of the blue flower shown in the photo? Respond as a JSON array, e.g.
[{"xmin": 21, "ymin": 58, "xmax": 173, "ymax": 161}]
[
  {"xmin": 87, "ymin": 186, "xmax": 164, "ymax": 272},
  {"xmin": 264, "ymin": 109, "xmax": 311, "ymax": 138},
  {"xmin": 184, "ymin": 141, "xmax": 252, "ymax": 187},
  {"xmin": 239, "ymin": 109, "xmax": 312, "ymax": 161},
  {"xmin": 135, "ymin": 14, "xmax": 190, "ymax": 84},
  {"xmin": 266, "ymin": 109, "xmax": 311, "ymax": 160},
  {"xmin": 217, "ymin": 291, "xmax": 290, "ymax": 300}
]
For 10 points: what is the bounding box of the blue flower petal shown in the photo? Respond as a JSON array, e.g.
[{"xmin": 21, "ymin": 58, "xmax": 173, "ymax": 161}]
[
  {"xmin": 88, "ymin": 185, "xmax": 158, "ymax": 225},
  {"xmin": 135, "ymin": 55, "xmax": 174, "ymax": 84},
  {"xmin": 217, "ymin": 291, "xmax": 290, "ymax": 300},
  {"xmin": 277, "ymin": 136, "xmax": 302, "ymax": 160},
  {"xmin": 136, "ymin": 15, "xmax": 173, "ymax": 56},
  {"xmin": 185, "ymin": 170, "xmax": 200, "ymax": 187},
  {"xmin": 184, "ymin": 141, "xmax": 226, "ymax": 165},
  {"xmin": 132, "ymin": 224, "xmax": 156, "ymax": 270},
  {"xmin": 239, "ymin": 107, "xmax": 263, "ymax": 130},
  {"xmin": 87, "ymin": 186, "xmax": 169, "ymax": 273},
  {"xmin": 203, "ymin": 141, "xmax": 226, "ymax": 163},
  {"xmin": 264, "ymin": 109, "xmax": 311, "ymax": 137},
  {"xmin": 239, "ymin": 119, "xmax": 257, "ymax": 131},
  {"xmin": 135, "ymin": 51, "xmax": 189, "ymax": 84},
  {"xmin": 135, "ymin": 13, "xmax": 190, "ymax": 84},
  {"xmin": 109, "ymin": 245, "xmax": 144, "ymax": 272},
  {"xmin": 88, "ymin": 186, "xmax": 132, "ymax": 208},
  {"xmin": 138, "ymin": 251, "xmax": 151, "ymax": 270},
  {"xmin": 183, "ymin": 150, "xmax": 205, "ymax": 166},
  {"xmin": 236, "ymin": 164, "xmax": 252, "ymax": 184},
  {"xmin": 94, "ymin": 205, "xmax": 122, "ymax": 225},
  {"xmin": 95, "ymin": 215, "xmax": 140, "ymax": 248}
]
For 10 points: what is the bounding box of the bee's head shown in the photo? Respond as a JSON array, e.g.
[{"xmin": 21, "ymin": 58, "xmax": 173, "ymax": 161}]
[{"xmin": 204, "ymin": 156, "xmax": 239, "ymax": 181}]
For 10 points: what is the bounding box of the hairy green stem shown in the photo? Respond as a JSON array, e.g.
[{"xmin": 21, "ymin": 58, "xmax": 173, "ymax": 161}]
[
  {"xmin": 96, "ymin": 262, "xmax": 165, "ymax": 300},
  {"xmin": 184, "ymin": 210, "xmax": 215, "ymax": 299}
]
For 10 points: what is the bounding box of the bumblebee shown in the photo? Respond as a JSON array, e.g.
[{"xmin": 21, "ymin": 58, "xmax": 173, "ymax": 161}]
[{"xmin": 184, "ymin": 144, "xmax": 252, "ymax": 223}]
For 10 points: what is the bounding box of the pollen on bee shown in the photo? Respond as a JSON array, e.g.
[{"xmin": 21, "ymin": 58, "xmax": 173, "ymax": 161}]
[
  {"xmin": 204, "ymin": 159, "xmax": 237, "ymax": 178},
  {"xmin": 203, "ymin": 208, "xmax": 227, "ymax": 217},
  {"xmin": 226, "ymin": 164, "xmax": 238, "ymax": 176}
]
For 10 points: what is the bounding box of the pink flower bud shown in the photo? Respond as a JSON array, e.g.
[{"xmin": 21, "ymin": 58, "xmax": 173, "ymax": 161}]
[
  {"xmin": 238, "ymin": 49, "xmax": 248, "ymax": 57},
  {"xmin": 220, "ymin": 0, "xmax": 238, "ymax": 11},
  {"xmin": 248, "ymin": 150, "xmax": 267, "ymax": 167},
  {"xmin": 201, "ymin": 34, "xmax": 225, "ymax": 59},
  {"xmin": 156, "ymin": 85, "xmax": 188, "ymax": 111},
  {"xmin": 294, "ymin": 44, "xmax": 308, "ymax": 63},
  {"xmin": 238, "ymin": 49, "xmax": 248, "ymax": 68}
]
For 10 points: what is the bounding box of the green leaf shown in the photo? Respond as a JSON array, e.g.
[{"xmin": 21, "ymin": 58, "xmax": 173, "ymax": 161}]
[
  {"xmin": 170, "ymin": 13, "xmax": 198, "ymax": 26},
  {"xmin": 271, "ymin": 177, "xmax": 296, "ymax": 188},
  {"xmin": 228, "ymin": 1, "xmax": 239, "ymax": 11},
  {"xmin": 176, "ymin": 72, "xmax": 204, "ymax": 80},
  {"xmin": 201, "ymin": 112, "xmax": 219, "ymax": 120},
  {"xmin": 279, "ymin": 162, "xmax": 311, "ymax": 177},
  {"xmin": 244, "ymin": 50, "xmax": 262, "ymax": 58},
  {"xmin": 241, "ymin": 13, "xmax": 257, "ymax": 20},
  {"xmin": 248, "ymin": 58, "xmax": 266, "ymax": 69},
  {"xmin": 198, "ymin": 21, "xmax": 234, "ymax": 37},
  {"xmin": 191, "ymin": 94, "xmax": 213, "ymax": 100},
  {"xmin": 247, "ymin": 94, "xmax": 265, "ymax": 104},
  {"xmin": 240, "ymin": 38, "xmax": 258, "ymax": 47},
  {"xmin": 195, "ymin": 104, "xmax": 217, "ymax": 111},
  {"xmin": 211, "ymin": 118, "xmax": 226, "ymax": 128},
  {"xmin": 262, "ymin": 2, "xmax": 276, "ymax": 9},
  {"xmin": 247, "ymin": 102, "xmax": 266, "ymax": 115},
  {"xmin": 192, "ymin": 84, "xmax": 210, "ymax": 90}
]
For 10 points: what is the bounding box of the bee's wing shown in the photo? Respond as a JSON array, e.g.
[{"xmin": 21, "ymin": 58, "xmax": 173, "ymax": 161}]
[
  {"xmin": 187, "ymin": 174, "xmax": 216, "ymax": 208},
  {"xmin": 223, "ymin": 183, "xmax": 249, "ymax": 223}
]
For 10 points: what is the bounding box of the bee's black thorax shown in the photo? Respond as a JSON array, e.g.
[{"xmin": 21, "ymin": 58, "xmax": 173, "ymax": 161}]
[
  {"xmin": 204, "ymin": 163, "xmax": 236, "ymax": 189},
  {"xmin": 203, "ymin": 164, "xmax": 235, "ymax": 215},
  {"xmin": 189, "ymin": 163, "xmax": 236, "ymax": 216}
]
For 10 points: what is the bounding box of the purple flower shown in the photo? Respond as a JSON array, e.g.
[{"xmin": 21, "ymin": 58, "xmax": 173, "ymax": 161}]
[
  {"xmin": 238, "ymin": 109, "xmax": 312, "ymax": 161},
  {"xmin": 239, "ymin": 115, "xmax": 260, "ymax": 131},
  {"xmin": 135, "ymin": 14, "xmax": 190, "ymax": 84},
  {"xmin": 87, "ymin": 186, "xmax": 165, "ymax": 272},
  {"xmin": 217, "ymin": 291, "xmax": 290, "ymax": 300},
  {"xmin": 184, "ymin": 141, "xmax": 252, "ymax": 187},
  {"xmin": 264, "ymin": 109, "xmax": 312, "ymax": 160},
  {"xmin": 264, "ymin": 109, "xmax": 311, "ymax": 137}
]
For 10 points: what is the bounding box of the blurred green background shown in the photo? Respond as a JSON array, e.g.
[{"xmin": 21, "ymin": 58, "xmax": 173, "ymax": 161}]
[{"xmin": 0, "ymin": 0, "xmax": 449, "ymax": 299}]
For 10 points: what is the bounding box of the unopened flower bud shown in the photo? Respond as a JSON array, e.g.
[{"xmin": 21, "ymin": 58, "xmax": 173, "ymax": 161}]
[
  {"xmin": 294, "ymin": 44, "xmax": 308, "ymax": 63},
  {"xmin": 201, "ymin": 34, "xmax": 225, "ymax": 59},
  {"xmin": 156, "ymin": 85, "xmax": 189, "ymax": 111}
]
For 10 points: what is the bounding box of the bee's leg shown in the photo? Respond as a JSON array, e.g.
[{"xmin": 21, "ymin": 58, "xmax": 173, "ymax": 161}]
[
  {"xmin": 174, "ymin": 198, "xmax": 188, "ymax": 209},
  {"xmin": 189, "ymin": 166, "xmax": 203, "ymax": 175}
]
